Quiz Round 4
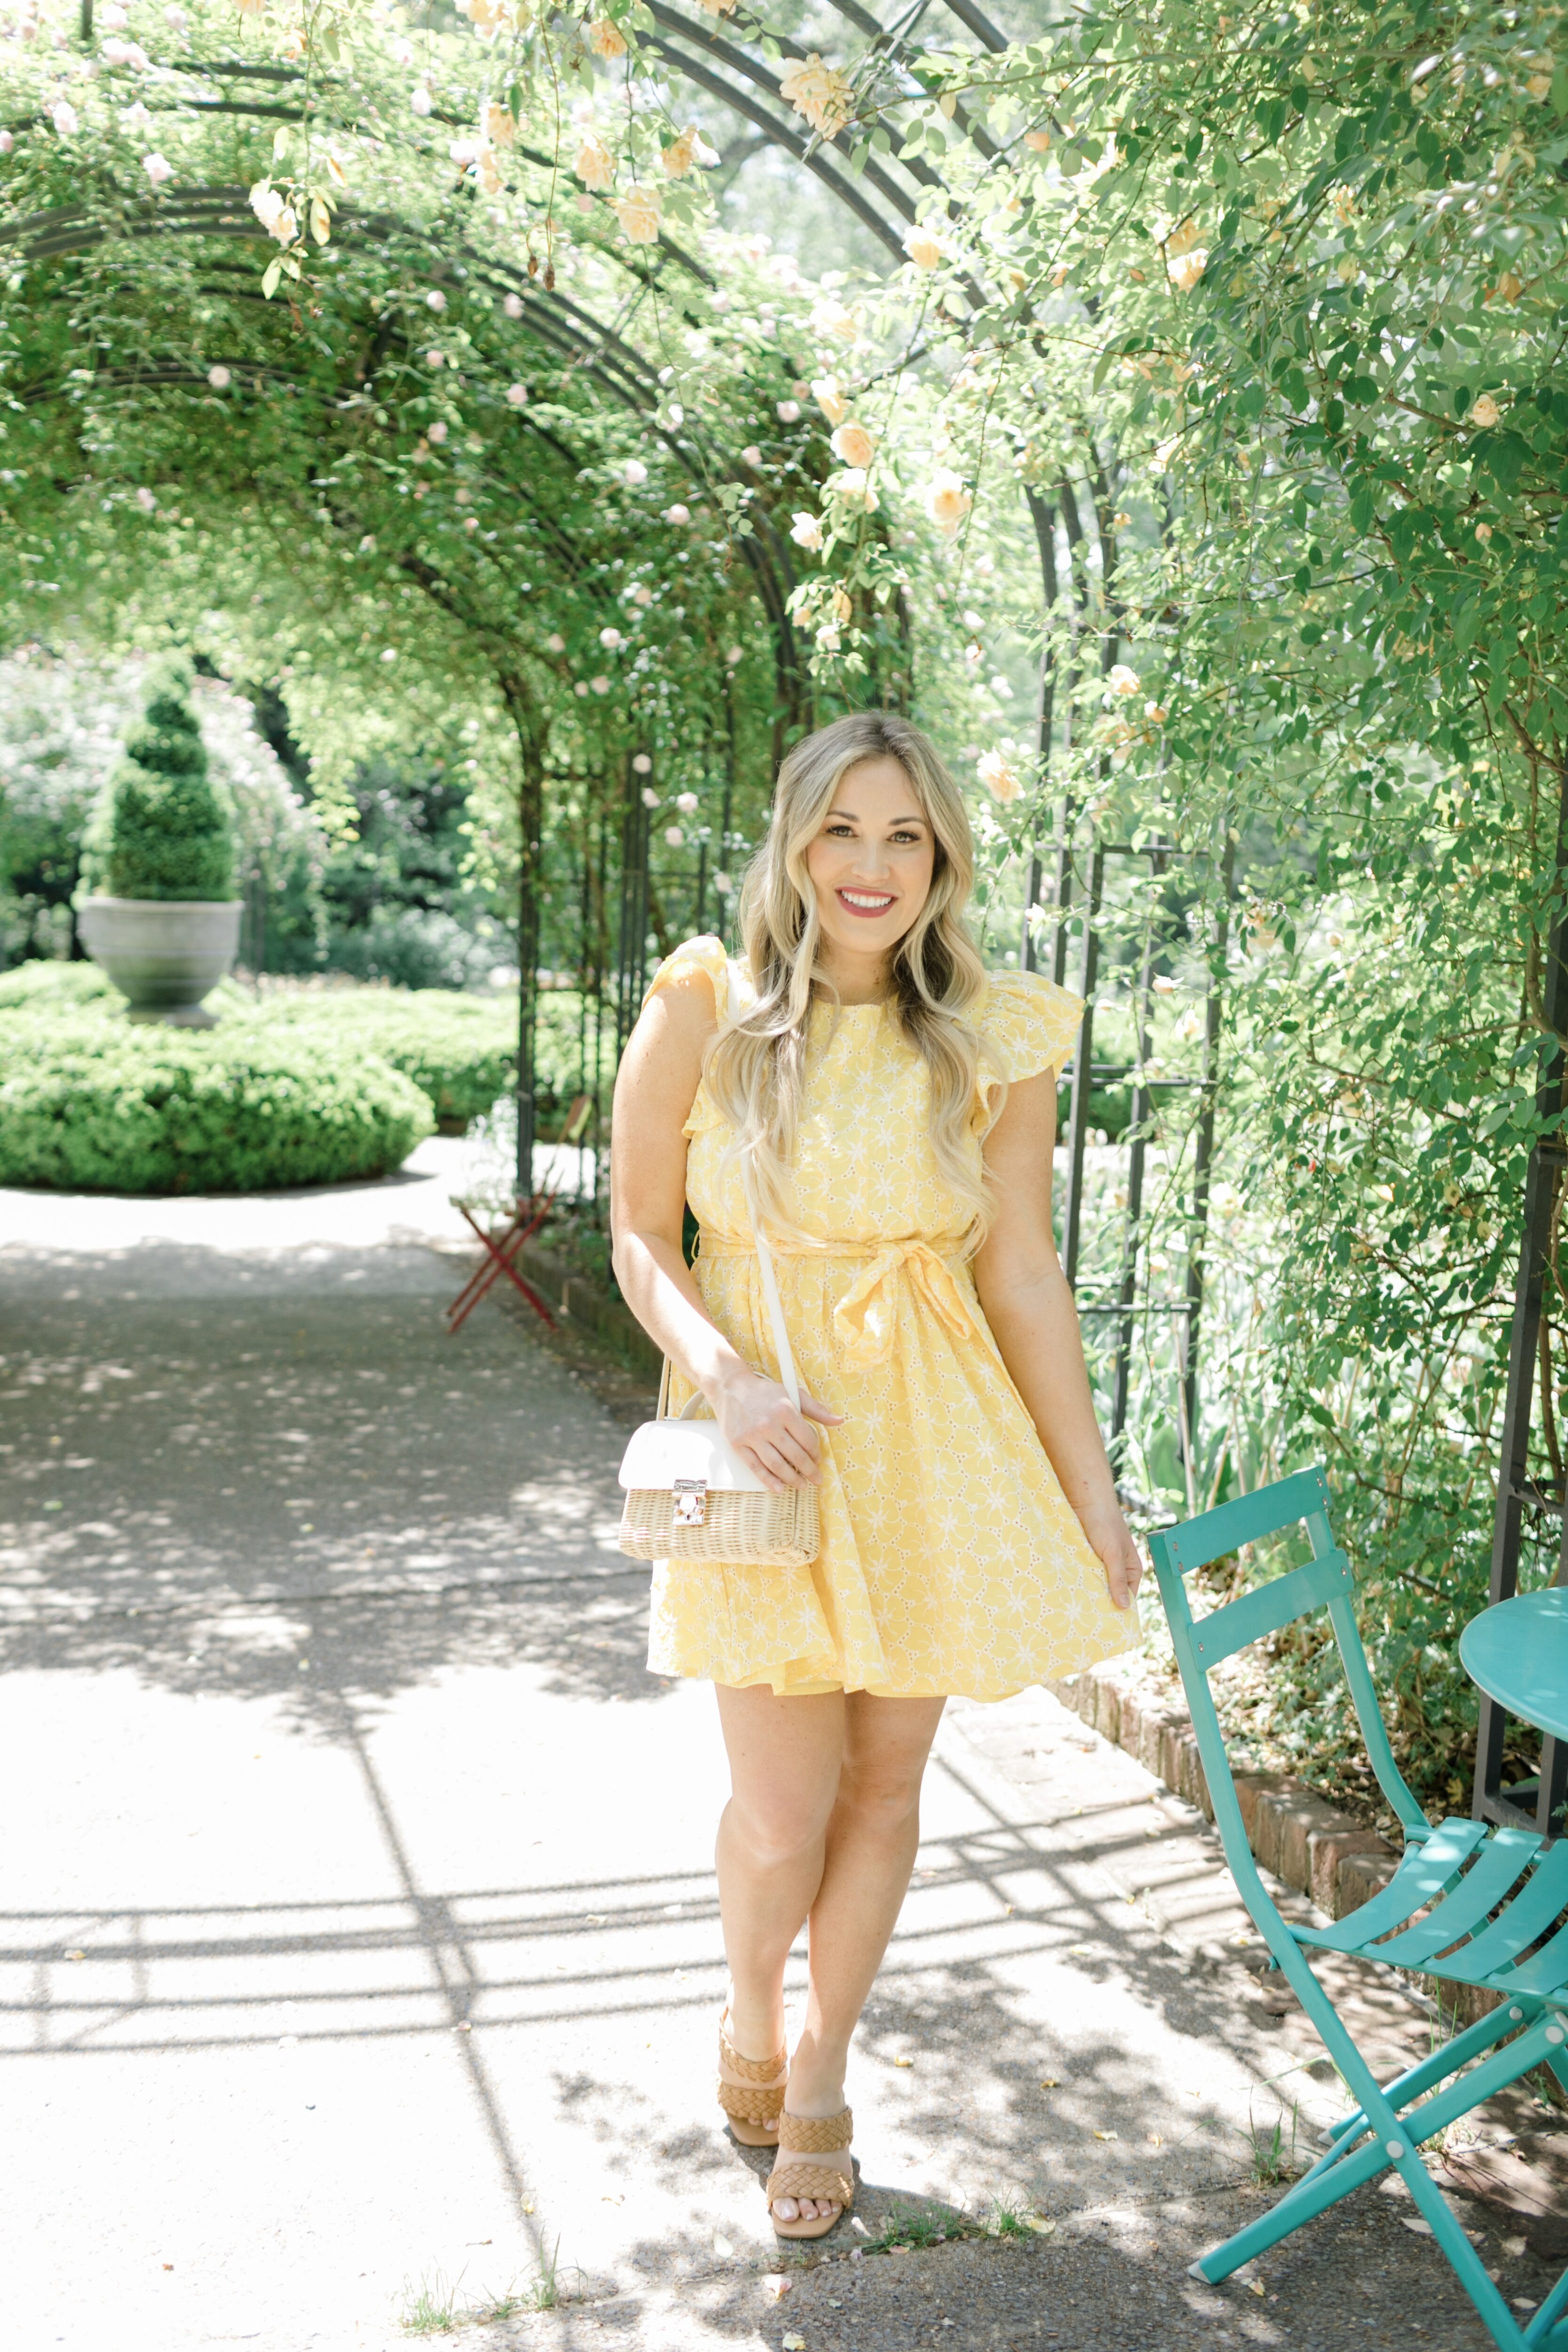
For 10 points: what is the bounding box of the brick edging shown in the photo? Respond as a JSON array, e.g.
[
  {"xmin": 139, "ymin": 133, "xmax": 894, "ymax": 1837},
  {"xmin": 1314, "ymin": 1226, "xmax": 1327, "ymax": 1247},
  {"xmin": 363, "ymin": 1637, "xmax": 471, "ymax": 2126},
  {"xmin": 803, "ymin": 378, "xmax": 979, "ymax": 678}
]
[{"xmin": 1044, "ymin": 1658, "xmax": 1400, "ymax": 1923}]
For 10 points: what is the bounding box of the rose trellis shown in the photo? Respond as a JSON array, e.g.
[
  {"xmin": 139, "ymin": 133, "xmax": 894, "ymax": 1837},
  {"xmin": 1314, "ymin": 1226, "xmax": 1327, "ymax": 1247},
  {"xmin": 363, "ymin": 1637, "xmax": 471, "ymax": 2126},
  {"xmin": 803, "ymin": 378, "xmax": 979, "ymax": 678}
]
[{"xmin": 0, "ymin": 0, "xmax": 1026, "ymax": 1175}]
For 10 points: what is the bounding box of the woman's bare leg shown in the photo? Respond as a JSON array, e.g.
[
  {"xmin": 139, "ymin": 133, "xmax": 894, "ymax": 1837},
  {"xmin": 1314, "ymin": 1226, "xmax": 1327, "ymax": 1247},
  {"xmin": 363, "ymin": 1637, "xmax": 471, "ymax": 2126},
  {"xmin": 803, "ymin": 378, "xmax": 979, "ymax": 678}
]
[
  {"xmin": 787, "ymin": 1691, "xmax": 946, "ymax": 2125},
  {"xmin": 714, "ymin": 1685, "xmax": 844, "ymax": 2069},
  {"xmin": 713, "ymin": 1684, "xmax": 946, "ymax": 2224}
]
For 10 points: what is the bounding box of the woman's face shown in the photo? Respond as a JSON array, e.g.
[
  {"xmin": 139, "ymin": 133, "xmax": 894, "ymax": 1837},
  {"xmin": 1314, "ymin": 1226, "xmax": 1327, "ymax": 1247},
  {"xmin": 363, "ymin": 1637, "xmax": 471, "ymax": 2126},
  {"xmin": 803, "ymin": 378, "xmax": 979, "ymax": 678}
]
[{"xmin": 803, "ymin": 755, "xmax": 937, "ymax": 972}]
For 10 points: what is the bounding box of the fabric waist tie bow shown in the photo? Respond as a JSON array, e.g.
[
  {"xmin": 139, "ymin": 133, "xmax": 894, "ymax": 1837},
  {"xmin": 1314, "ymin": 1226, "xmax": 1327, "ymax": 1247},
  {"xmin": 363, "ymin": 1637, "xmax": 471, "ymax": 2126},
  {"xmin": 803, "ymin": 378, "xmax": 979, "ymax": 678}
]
[{"xmin": 699, "ymin": 1231, "xmax": 979, "ymax": 1369}]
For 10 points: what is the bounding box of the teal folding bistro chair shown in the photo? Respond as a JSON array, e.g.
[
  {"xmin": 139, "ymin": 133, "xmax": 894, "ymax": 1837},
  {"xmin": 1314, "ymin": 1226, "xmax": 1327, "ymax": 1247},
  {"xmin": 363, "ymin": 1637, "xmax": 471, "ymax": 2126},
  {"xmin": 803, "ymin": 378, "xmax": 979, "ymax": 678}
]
[{"xmin": 1149, "ymin": 1464, "xmax": 1568, "ymax": 2352}]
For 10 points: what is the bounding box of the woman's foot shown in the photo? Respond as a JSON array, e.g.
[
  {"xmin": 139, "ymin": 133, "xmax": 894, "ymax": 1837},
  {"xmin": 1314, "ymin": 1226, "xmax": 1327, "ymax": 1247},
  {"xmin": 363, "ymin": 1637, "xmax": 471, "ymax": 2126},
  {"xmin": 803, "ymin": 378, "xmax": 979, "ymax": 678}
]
[
  {"xmin": 766, "ymin": 2096, "xmax": 854, "ymax": 2235},
  {"xmin": 717, "ymin": 2005, "xmax": 788, "ymax": 2148}
]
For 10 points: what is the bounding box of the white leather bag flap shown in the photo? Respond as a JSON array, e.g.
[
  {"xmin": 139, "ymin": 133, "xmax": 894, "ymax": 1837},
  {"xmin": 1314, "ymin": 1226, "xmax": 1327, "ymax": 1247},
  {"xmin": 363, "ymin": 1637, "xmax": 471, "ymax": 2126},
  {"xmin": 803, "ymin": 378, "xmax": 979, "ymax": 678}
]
[{"xmin": 618, "ymin": 1409, "xmax": 767, "ymax": 1494}]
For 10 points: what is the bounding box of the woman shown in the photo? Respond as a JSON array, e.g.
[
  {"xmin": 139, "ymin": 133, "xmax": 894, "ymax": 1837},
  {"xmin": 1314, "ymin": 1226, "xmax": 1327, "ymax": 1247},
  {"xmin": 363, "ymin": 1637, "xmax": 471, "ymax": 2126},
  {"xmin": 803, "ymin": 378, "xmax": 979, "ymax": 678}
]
[{"xmin": 611, "ymin": 712, "xmax": 1140, "ymax": 2239}]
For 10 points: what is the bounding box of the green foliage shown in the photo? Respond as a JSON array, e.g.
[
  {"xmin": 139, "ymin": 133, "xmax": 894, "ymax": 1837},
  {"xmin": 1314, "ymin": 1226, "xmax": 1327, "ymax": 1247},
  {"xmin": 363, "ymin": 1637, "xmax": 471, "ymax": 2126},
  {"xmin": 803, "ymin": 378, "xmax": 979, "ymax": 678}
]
[
  {"xmin": 326, "ymin": 906, "xmax": 500, "ymax": 992},
  {"xmin": 0, "ymin": 965, "xmax": 516, "ymax": 1136},
  {"xmin": 0, "ymin": 1016, "xmax": 431, "ymax": 1194},
  {"xmin": 81, "ymin": 661, "xmax": 235, "ymax": 903},
  {"xmin": 0, "ymin": 960, "xmax": 115, "ymax": 1013},
  {"xmin": 254, "ymin": 989, "xmax": 515, "ymax": 1130}
]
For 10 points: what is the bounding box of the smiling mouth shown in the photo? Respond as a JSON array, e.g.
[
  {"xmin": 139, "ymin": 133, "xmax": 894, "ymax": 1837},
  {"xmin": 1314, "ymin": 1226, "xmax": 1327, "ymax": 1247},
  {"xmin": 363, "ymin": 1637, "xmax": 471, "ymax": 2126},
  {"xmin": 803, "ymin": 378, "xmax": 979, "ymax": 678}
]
[{"xmin": 837, "ymin": 888, "xmax": 897, "ymax": 918}]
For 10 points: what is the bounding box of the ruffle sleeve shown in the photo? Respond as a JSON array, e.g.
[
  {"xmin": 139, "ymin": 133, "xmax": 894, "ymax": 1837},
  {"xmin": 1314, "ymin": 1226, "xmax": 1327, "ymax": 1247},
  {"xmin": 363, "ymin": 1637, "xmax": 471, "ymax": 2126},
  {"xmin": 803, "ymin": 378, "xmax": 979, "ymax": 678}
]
[
  {"xmin": 643, "ymin": 933, "xmax": 730, "ymax": 1014},
  {"xmin": 980, "ymin": 969, "xmax": 1084, "ymax": 1086},
  {"xmin": 644, "ymin": 936, "xmax": 736, "ymax": 1142}
]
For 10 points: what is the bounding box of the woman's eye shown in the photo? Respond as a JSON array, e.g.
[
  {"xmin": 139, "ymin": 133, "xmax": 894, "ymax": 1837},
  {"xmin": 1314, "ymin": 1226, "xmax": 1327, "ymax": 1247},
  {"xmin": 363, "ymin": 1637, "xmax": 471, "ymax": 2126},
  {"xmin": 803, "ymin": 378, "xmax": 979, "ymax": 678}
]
[{"xmin": 825, "ymin": 824, "xmax": 855, "ymax": 837}]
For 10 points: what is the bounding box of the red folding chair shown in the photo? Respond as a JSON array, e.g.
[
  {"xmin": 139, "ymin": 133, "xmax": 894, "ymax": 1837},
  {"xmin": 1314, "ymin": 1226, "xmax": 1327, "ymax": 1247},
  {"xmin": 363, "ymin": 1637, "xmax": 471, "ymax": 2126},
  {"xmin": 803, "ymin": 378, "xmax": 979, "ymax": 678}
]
[{"xmin": 445, "ymin": 1094, "xmax": 592, "ymax": 1335}]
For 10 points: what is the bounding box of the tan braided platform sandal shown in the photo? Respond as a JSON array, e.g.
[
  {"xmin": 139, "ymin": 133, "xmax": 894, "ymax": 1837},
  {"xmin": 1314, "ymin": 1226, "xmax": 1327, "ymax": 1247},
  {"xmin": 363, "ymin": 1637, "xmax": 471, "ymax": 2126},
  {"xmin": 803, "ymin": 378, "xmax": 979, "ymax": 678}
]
[
  {"xmin": 717, "ymin": 2011, "xmax": 787, "ymax": 2148},
  {"xmin": 764, "ymin": 2106, "xmax": 854, "ymax": 2240}
]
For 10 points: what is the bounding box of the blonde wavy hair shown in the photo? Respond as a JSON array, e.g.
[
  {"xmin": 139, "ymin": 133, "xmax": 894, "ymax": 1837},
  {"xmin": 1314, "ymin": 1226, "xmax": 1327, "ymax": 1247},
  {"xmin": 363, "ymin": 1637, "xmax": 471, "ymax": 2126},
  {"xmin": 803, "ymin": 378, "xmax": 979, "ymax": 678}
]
[{"xmin": 704, "ymin": 711, "xmax": 997, "ymax": 1241}]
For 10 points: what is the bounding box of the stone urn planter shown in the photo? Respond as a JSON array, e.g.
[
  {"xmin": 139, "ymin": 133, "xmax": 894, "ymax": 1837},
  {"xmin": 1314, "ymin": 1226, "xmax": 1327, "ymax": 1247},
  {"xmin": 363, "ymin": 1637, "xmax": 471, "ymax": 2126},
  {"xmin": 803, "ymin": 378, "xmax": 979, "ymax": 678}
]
[{"xmin": 77, "ymin": 896, "xmax": 243, "ymax": 1027}]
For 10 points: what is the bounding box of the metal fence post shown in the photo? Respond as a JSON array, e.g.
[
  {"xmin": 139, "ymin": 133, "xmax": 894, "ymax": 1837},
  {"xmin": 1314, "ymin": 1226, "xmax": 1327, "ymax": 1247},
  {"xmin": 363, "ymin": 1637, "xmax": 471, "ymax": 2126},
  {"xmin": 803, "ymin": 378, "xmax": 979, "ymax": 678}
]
[{"xmin": 1475, "ymin": 758, "xmax": 1568, "ymax": 1836}]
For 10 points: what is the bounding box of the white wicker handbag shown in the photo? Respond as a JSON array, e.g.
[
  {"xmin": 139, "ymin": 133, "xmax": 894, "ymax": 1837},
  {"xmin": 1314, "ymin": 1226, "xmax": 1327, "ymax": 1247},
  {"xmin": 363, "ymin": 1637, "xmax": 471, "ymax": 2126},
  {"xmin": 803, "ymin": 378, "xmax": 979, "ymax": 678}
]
[{"xmin": 615, "ymin": 961, "xmax": 820, "ymax": 1570}]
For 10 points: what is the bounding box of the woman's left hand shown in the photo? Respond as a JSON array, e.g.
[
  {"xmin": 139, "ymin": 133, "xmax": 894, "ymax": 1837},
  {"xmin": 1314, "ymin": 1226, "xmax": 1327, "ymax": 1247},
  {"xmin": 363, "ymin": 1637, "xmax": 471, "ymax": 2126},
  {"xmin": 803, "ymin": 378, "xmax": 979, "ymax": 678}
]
[{"xmin": 1086, "ymin": 1508, "xmax": 1145, "ymax": 1613}]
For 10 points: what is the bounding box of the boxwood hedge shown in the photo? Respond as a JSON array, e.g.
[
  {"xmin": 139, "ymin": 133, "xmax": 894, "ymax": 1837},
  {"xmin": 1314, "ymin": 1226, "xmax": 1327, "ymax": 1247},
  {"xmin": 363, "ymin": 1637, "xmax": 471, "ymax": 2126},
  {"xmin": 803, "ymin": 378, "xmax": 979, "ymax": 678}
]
[
  {"xmin": 0, "ymin": 964, "xmax": 517, "ymax": 1135},
  {"xmin": 253, "ymin": 989, "xmax": 514, "ymax": 1131},
  {"xmin": 0, "ymin": 960, "xmax": 118, "ymax": 1012},
  {"xmin": 0, "ymin": 1016, "xmax": 432, "ymax": 1194}
]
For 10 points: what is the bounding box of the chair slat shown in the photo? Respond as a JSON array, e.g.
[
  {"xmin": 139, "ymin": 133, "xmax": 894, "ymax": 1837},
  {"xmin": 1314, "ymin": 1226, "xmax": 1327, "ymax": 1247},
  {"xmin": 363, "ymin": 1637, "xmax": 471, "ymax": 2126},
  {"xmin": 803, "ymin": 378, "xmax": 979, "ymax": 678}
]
[
  {"xmin": 1364, "ymin": 1829, "xmax": 1540, "ymax": 1968},
  {"xmin": 1293, "ymin": 1818, "xmax": 1489, "ymax": 1955},
  {"xmin": 1436, "ymin": 1841, "xmax": 1568, "ymax": 1986},
  {"xmin": 1158, "ymin": 1465, "xmax": 1330, "ymax": 1577},
  {"xmin": 1497, "ymin": 1911, "xmax": 1568, "ymax": 1998},
  {"xmin": 1188, "ymin": 1550, "xmax": 1355, "ymax": 1670}
]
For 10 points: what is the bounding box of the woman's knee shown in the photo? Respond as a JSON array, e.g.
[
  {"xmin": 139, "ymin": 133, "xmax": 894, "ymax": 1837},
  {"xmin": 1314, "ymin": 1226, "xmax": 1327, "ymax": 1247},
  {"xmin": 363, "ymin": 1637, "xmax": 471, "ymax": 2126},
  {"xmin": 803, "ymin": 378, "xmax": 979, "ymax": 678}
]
[
  {"xmin": 834, "ymin": 1752, "xmax": 927, "ymax": 1833},
  {"xmin": 724, "ymin": 1787, "xmax": 836, "ymax": 1870}
]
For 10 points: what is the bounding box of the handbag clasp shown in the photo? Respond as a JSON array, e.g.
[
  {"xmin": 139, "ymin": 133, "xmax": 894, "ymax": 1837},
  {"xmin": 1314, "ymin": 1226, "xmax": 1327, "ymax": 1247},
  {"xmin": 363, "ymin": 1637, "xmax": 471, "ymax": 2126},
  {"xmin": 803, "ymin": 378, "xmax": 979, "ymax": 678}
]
[{"xmin": 672, "ymin": 1477, "xmax": 708, "ymax": 1526}]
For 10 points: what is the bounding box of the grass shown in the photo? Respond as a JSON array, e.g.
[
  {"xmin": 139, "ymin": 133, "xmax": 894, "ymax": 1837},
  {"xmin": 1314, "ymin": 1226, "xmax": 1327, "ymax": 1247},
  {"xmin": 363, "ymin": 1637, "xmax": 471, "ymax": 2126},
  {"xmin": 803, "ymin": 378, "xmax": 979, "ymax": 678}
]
[
  {"xmin": 852, "ymin": 2193, "xmax": 1052, "ymax": 2255},
  {"xmin": 984, "ymin": 2190, "xmax": 1055, "ymax": 2239},
  {"xmin": 399, "ymin": 2241, "xmax": 573, "ymax": 2334},
  {"xmin": 1246, "ymin": 2099, "xmax": 1301, "ymax": 2188},
  {"xmin": 401, "ymin": 2272, "xmax": 465, "ymax": 2335}
]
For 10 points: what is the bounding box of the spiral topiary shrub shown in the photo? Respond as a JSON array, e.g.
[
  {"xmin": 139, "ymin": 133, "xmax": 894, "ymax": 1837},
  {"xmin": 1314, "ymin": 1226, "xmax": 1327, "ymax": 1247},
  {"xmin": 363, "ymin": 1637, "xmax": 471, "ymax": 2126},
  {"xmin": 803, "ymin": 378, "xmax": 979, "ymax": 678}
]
[
  {"xmin": 0, "ymin": 1017, "xmax": 433, "ymax": 1194},
  {"xmin": 80, "ymin": 659, "xmax": 235, "ymax": 901}
]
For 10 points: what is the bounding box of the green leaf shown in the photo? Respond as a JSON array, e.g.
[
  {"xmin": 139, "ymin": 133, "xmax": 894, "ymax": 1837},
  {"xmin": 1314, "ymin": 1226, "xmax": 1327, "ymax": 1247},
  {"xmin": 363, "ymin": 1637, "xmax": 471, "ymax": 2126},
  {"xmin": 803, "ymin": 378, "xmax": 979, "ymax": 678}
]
[
  {"xmin": 1480, "ymin": 432, "xmax": 1527, "ymax": 492},
  {"xmin": 262, "ymin": 255, "xmax": 283, "ymax": 300}
]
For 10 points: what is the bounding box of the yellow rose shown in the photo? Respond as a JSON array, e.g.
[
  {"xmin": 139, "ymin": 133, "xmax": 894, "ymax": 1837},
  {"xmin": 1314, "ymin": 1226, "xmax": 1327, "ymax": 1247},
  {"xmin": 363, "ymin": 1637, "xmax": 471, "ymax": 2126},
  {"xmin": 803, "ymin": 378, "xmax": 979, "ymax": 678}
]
[
  {"xmin": 574, "ymin": 135, "xmax": 616, "ymax": 191},
  {"xmin": 613, "ymin": 185, "xmax": 662, "ymax": 245},
  {"xmin": 779, "ymin": 53, "xmax": 855, "ymax": 137},
  {"xmin": 830, "ymin": 421, "xmax": 876, "ymax": 468},
  {"xmin": 661, "ymin": 129, "xmax": 697, "ymax": 178},
  {"xmin": 826, "ymin": 468, "xmax": 878, "ymax": 513},
  {"xmin": 925, "ymin": 469, "xmax": 970, "ymax": 534},
  {"xmin": 588, "ymin": 18, "xmax": 627, "ymax": 58},
  {"xmin": 484, "ymin": 101, "xmax": 516, "ymax": 149},
  {"xmin": 1168, "ymin": 249, "xmax": 1207, "ymax": 292},
  {"xmin": 976, "ymin": 750, "xmax": 1020, "ymax": 803},
  {"xmin": 1470, "ymin": 392, "xmax": 1502, "ymax": 429},
  {"xmin": 810, "ymin": 295, "xmax": 858, "ymax": 341},
  {"xmin": 811, "ymin": 375, "xmax": 848, "ymax": 426},
  {"xmin": 903, "ymin": 227, "xmax": 943, "ymax": 270}
]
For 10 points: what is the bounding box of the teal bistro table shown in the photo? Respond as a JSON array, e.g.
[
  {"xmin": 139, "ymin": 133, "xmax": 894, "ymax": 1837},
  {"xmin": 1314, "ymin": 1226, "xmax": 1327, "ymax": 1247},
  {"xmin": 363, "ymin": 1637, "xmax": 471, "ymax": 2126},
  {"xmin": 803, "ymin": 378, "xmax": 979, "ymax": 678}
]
[{"xmin": 1461, "ymin": 1588, "xmax": 1568, "ymax": 1836}]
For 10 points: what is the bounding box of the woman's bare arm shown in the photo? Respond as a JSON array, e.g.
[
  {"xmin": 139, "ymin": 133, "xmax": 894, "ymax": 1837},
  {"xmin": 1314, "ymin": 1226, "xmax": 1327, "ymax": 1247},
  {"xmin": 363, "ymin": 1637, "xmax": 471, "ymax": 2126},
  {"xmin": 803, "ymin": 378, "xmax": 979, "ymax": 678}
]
[
  {"xmin": 972, "ymin": 1071, "xmax": 1143, "ymax": 1612},
  {"xmin": 609, "ymin": 969, "xmax": 841, "ymax": 1490}
]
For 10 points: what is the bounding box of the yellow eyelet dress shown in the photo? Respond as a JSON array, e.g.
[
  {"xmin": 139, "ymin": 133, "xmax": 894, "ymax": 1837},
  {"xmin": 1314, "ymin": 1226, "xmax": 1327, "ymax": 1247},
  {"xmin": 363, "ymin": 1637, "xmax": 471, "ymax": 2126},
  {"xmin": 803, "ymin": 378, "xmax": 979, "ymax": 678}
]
[{"xmin": 644, "ymin": 935, "xmax": 1137, "ymax": 1702}]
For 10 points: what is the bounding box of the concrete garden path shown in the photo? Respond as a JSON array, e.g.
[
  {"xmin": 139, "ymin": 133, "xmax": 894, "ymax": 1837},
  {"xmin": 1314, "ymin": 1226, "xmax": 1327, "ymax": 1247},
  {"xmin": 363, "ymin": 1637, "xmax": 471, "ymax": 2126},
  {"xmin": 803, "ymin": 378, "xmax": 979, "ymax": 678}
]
[{"xmin": 0, "ymin": 1158, "xmax": 1551, "ymax": 2352}]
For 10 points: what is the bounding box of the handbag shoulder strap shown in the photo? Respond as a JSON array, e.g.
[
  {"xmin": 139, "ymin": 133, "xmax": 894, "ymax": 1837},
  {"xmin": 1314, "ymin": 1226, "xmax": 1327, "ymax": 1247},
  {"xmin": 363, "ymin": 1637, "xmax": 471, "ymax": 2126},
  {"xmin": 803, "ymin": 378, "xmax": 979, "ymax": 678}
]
[{"xmin": 725, "ymin": 958, "xmax": 803, "ymax": 1414}]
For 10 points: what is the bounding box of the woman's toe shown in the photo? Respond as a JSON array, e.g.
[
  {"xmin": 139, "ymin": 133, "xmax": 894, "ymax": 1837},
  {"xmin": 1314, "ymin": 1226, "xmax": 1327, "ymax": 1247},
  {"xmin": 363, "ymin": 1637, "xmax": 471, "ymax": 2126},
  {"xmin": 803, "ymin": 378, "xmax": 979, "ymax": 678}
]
[{"xmin": 772, "ymin": 2197, "xmax": 800, "ymax": 2223}]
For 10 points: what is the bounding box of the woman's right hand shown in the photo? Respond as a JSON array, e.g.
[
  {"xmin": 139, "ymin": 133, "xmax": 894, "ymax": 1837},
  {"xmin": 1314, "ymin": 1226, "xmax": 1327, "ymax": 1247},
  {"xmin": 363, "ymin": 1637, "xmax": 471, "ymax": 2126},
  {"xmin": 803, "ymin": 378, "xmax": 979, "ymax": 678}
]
[{"xmin": 711, "ymin": 1367, "xmax": 844, "ymax": 1491}]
